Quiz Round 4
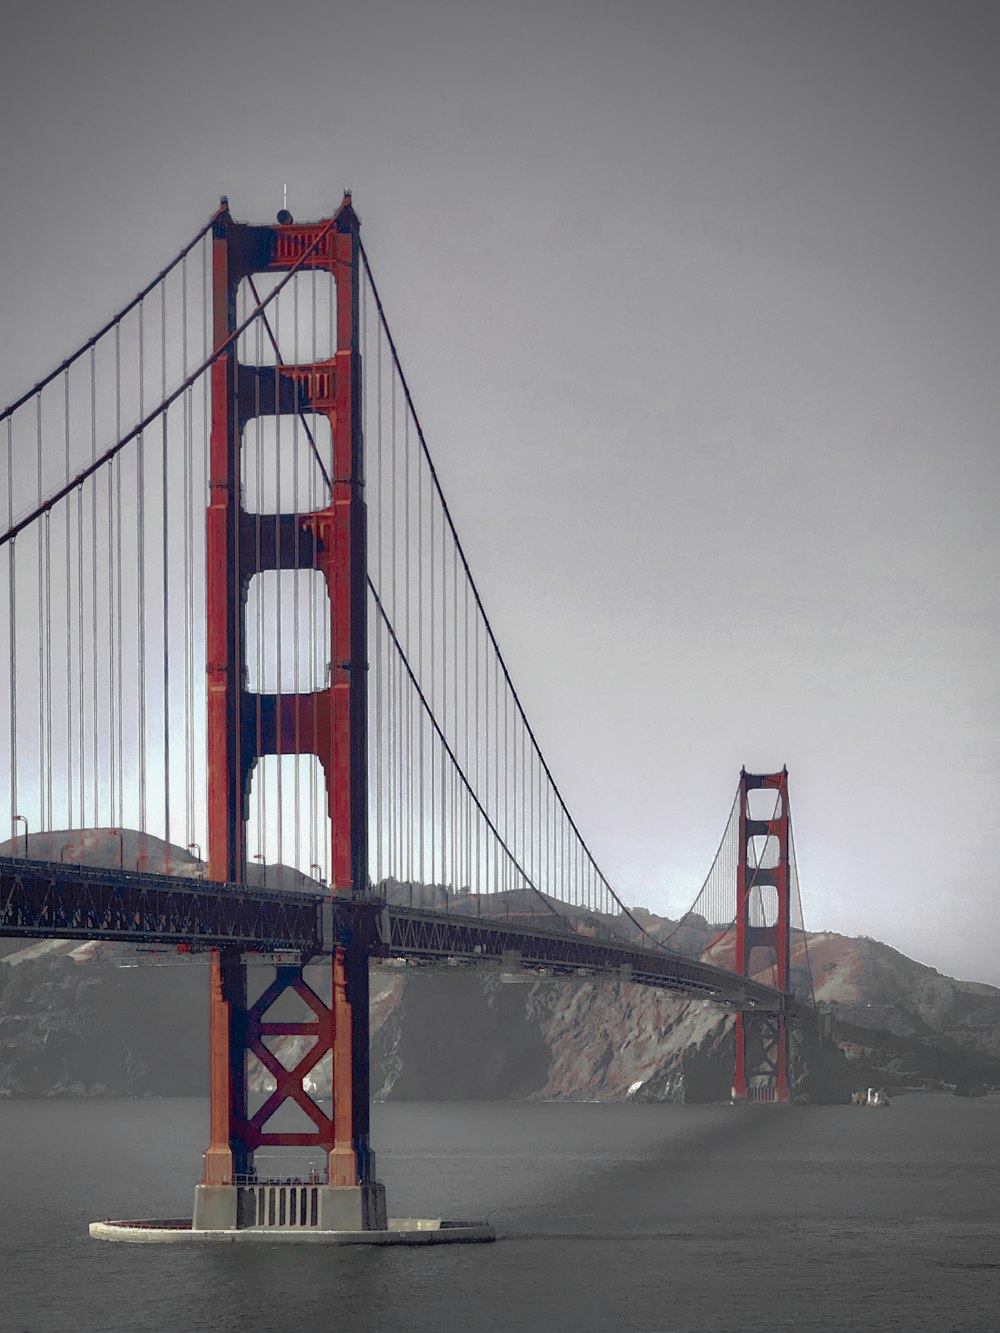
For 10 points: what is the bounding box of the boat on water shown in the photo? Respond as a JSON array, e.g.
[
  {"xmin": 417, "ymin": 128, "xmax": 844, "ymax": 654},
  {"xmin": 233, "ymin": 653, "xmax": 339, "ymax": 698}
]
[{"xmin": 850, "ymin": 1087, "xmax": 891, "ymax": 1107}]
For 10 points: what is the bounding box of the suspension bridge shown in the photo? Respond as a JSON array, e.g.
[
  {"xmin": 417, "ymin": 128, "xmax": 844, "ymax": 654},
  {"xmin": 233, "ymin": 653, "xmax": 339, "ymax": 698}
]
[{"xmin": 0, "ymin": 196, "xmax": 815, "ymax": 1236}]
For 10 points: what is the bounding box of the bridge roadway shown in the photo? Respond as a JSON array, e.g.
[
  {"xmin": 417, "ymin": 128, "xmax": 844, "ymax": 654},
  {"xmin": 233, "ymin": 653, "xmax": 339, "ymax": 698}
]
[{"xmin": 0, "ymin": 856, "xmax": 786, "ymax": 1013}]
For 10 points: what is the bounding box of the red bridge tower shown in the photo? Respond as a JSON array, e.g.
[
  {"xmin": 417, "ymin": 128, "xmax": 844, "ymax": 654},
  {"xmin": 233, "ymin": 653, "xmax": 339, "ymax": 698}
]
[
  {"xmin": 732, "ymin": 766, "xmax": 791, "ymax": 1104},
  {"xmin": 195, "ymin": 195, "xmax": 385, "ymax": 1230}
]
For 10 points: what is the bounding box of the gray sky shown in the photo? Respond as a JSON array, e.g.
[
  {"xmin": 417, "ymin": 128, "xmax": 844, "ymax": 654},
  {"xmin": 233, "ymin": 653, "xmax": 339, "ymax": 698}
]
[{"xmin": 1, "ymin": 0, "xmax": 998, "ymax": 981}]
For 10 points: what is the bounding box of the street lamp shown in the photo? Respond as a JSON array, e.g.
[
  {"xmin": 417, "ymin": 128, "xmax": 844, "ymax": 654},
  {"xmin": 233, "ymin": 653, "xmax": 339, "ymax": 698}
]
[
  {"xmin": 310, "ymin": 862, "xmax": 326, "ymax": 887},
  {"xmin": 12, "ymin": 814, "xmax": 27, "ymax": 858},
  {"xmin": 108, "ymin": 828, "xmax": 124, "ymax": 869},
  {"xmin": 254, "ymin": 852, "xmax": 266, "ymax": 886},
  {"xmin": 60, "ymin": 843, "xmax": 75, "ymax": 863},
  {"xmin": 187, "ymin": 843, "xmax": 203, "ymax": 878}
]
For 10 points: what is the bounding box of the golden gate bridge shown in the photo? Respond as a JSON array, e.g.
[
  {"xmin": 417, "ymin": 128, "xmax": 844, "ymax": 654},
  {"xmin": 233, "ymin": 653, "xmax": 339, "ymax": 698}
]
[{"xmin": 0, "ymin": 195, "xmax": 815, "ymax": 1238}]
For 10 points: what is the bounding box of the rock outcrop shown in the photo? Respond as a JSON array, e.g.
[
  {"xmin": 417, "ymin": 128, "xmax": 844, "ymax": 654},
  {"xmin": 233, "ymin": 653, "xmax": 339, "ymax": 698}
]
[{"xmin": 3, "ymin": 941, "xmax": 982, "ymax": 1103}]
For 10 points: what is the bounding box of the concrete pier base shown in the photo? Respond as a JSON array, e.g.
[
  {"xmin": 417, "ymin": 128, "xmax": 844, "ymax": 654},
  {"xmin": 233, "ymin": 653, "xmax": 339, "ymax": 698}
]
[
  {"xmin": 90, "ymin": 1217, "xmax": 495, "ymax": 1245},
  {"xmin": 192, "ymin": 1181, "xmax": 388, "ymax": 1232},
  {"xmin": 92, "ymin": 1177, "xmax": 494, "ymax": 1244}
]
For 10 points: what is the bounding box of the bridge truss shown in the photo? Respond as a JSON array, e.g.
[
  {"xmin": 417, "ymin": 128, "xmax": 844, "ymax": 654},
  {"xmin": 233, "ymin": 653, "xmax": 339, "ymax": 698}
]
[{"xmin": 1, "ymin": 855, "xmax": 786, "ymax": 1012}]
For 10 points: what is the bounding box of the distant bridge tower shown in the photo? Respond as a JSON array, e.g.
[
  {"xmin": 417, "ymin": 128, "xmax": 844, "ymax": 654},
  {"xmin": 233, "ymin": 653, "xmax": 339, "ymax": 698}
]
[
  {"xmin": 732, "ymin": 767, "xmax": 791, "ymax": 1103},
  {"xmin": 197, "ymin": 195, "xmax": 385, "ymax": 1230}
]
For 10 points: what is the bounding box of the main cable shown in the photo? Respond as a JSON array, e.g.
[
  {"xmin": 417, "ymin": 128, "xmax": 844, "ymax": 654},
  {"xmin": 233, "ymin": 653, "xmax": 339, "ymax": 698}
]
[
  {"xmin": 1, "ymin": 200, "xmax": 351, "ymax": 549},
  {"xmin": 0, "ymin": 207, "xmax": 225, "ymax": 425}
]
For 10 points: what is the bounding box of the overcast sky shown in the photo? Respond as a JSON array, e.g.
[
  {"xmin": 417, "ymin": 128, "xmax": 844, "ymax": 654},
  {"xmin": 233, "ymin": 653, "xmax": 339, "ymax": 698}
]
[{"xmin": 1, "ymin": 0, "xmax": 997, "ymax": 981}]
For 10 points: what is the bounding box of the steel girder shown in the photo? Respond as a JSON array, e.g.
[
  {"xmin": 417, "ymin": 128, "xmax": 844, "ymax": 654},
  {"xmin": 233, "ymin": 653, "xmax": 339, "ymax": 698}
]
[
  {"xmin": 0, "ymin": 857, "xmax": 326, "ymax": 951},
  {"xmin": 0, "ymin": 858, "xmax": 786, "ymax": 1012},
  {"xmin": 378, "ymin": 906, "xmax": 784, "ymax": 1012}
]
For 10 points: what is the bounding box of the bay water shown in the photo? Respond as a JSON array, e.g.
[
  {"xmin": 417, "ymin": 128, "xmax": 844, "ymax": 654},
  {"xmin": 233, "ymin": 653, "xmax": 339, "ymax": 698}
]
[{"xmin": 0, "ymin": 1094, "xmax": 997, "ymax": 1331}]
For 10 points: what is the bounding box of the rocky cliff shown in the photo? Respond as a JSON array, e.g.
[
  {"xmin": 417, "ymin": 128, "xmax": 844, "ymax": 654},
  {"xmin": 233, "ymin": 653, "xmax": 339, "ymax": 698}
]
[
  {"xmin": 370, "ymin": 965, "xmax": 856, "ymax": 1104},
  {"xmin": 4, "ymin": 934, "xmax": 995, "ymax": 1102}
]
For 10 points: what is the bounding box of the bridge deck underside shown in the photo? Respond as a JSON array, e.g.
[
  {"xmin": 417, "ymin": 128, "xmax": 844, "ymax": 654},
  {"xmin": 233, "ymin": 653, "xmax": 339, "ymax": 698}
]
[{"xmin": 0, "ymin": 859, "xmax": 783, "ymax": 1012}]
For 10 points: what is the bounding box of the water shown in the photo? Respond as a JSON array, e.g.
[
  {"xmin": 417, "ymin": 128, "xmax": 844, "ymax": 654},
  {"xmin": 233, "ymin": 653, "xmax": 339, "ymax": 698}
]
[{"xmin": 1, "ymin": 1094, "xmax": 997, "ymax": 1332}]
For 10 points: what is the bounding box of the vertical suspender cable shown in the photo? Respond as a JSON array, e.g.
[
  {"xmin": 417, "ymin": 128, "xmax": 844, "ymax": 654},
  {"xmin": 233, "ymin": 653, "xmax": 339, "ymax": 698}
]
[
  {"xmin": 201, "ymin": 235, "xmax": 211, "ymax": 855},
  {"xmin": 90, "ymin": 346, "xmax": 99, "ymax": 827},
  {"xmin": 428, "ymin": 436, "xmax": 435, "ymax": 886},
  {"xmin": 35, "ymin": 400, "xmax": 44, "ymax": 838},
  {"xmin": 393, "ymin": 368, "xmax": 400, "ymax": 885},
  {"xmin": 451, "ymin": 540, "xmax": 458, "ymax": 891},
  {"xmin": 292, "ymin": 276, "xmax": 301, "ymax": 880},
  {"xmin": 6, "ymin": 417, "xmax": 16, "ymax": 830},
  {"xmin": 442, "ymin": 536, "xmax": 448, "ymax": 889},
  {"xmin": 417, "ymin": 418, "xmax": 425, "ymax": 886},
  {"xmin": 252, "ymin": 289, "xmax": 265, "ymax": 874},
  {"xmin": 311, "ymin": 265, "xmax": 321, "ymax": 882},
  {"xmin": 137, "ymin": 299, "xmax": 147, "ymax": 847},
  {"xmin": 182, "ymin": 254, "xmax": 194, "ymax": 855},
  {"xmin": 113, "ymin": 325, "xmax": 123, "ymax": 830},
  {"xmin": 404, "ymin": 411, "xmax": 412, "ymax": 886},
  {"xmin": 474, "ymin": 606, "xmax": 480, "ymax": 899},
  {"xmin": 43, "ymin": 511, "xmax": 53, "ymax": 832},
  {"xmin": 76, "ymin": 484, "xmax": 84, "ymax": 826},
  {"xmin": 161, "ymin": 282, "xmax": 172, "ymax": 861},
  {"xmin": 375, "ymin": 313, "xmax": 383, "ymax": 887},
  {"xmin": 273, "ymin": 295, "xmax": 283, "ymax": 880},
  {"xmin": 63, "ymin": 372, "xmax": 74, "ymax": 829},
  {"xmin": 106, "ymin": 357, "xmax": 116, "ymax": 829}
]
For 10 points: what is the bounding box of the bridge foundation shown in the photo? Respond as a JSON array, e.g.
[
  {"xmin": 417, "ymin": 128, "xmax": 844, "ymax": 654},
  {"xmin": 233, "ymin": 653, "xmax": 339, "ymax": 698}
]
[
  {"xmin": 193, "ymin": 1181, "xmax": 387, "ymax": 1232},
  {"xmin": 91, "ymin": 1218, "xmax": 494, "ymax": 1246}
]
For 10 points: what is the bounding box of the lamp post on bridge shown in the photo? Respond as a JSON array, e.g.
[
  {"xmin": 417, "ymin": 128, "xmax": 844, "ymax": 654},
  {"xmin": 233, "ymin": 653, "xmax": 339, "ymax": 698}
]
[
  {"xmin": 108, "ymin": 829, "xmax": 124, "ymax": 869},
  {"xmin": 12, "ymin": 814, "xmax": 28, "ymax": 858}
]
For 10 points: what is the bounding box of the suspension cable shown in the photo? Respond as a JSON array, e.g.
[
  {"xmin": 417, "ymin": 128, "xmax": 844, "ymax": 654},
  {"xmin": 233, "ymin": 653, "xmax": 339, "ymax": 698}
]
[
  {"xmin": 368, "ymin": 576, "xmax": 565, "ymax": 925},
  {"xmin": 359, "ymin": 239, "xmax": 667, "ymax": 951},
  {"xmin": 0, "ymin": 207, "xmax": 225, "ymax": 424},
  {"xmin": 1, "ymin": 200, "xmax": 350, "ymax": 548}
]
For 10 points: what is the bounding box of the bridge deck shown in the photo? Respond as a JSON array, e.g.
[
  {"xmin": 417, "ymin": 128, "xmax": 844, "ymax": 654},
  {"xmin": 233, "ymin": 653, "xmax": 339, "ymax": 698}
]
[{"xmin": 0, "ymin": 857, "xmax": 784, "ymax": 1012}]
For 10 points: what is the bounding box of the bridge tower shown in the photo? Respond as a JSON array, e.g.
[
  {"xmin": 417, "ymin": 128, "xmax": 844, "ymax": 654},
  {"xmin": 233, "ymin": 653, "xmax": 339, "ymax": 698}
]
[
  {"xmin": 732, "ymin": 767, "xmax": 791, "ymax": 1103},
  {"xmin": 195, "ymin": 196, "xmax": 385, "ymax": 1230}
]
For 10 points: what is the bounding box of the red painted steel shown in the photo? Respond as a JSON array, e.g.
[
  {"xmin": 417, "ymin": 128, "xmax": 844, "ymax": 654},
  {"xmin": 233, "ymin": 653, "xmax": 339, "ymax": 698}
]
[
  {"xmin": 733, "ymin": 767, "xmax": 791, "ymax": 1102},
  {"xmin": 202, "ymin": 196, "xmax": 369, "ymax": 1188},
  {"xmin": 204, "ymin": 209, "xmax": 242, "ymax": 1187}
]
